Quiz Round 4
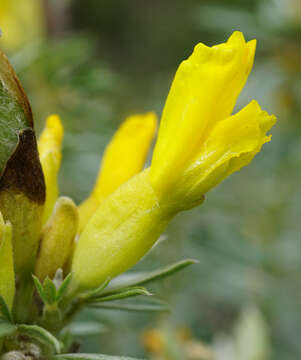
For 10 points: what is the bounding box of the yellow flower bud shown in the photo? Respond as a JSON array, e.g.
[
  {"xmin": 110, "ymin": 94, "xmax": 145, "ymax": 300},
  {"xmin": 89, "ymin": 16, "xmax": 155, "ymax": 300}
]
[
  {"xmin": 72, "ymin": 170, "xmax": 173, "ymax": 291},
  {"xmin": 35, "ymin": 197, "xmax": 79, "ymax": 281},
  {"xmin": 79, "ymin": 112, "xmax": 157, "ymax": 232},
  {"xmin": 38, "ymin": 115, "xmax": 64, "ymax": 225},
  {"xmin": 0, "ymin": 212, "xmax": 15, "ymax": 309},
  {"xmin": 70, "ymin": 32, "xmax": 276, "ymax": 293}
]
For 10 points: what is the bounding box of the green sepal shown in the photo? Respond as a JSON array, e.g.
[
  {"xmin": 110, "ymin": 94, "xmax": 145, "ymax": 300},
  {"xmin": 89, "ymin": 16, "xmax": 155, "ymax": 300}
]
[
  {"xmin": 33, "ymin": 273, "xmax": 73, "ymax": 305},
  {"xmin": 56, "ymin": 273, "xmax": 73, "ymax": 303},
  {"xmin": 42, "ymin": 278, "xmax": 57, "ymax": 305}
]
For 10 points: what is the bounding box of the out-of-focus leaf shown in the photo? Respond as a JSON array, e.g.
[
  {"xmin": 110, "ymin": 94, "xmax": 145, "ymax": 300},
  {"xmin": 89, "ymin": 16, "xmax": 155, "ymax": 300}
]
[
  {"xmin": 53, "ymin": 354, "xmax": 144, "ymax": 360},
  {"xmin": 18, "ymin": 324, "xmax": 61, "ymax": 354},
  {"xmin": 103, "ymin": 259, "xmax": 198, "ymax": 293},
  {"xmin": 69, "ymin": 321, "xmax": 107, "ymax": 336}
]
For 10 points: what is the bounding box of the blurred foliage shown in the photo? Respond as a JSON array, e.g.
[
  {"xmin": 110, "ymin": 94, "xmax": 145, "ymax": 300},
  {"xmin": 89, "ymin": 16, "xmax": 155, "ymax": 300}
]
[{"xmin": 2, "ymin": 0, "xmax": 301, "ymax": 359}]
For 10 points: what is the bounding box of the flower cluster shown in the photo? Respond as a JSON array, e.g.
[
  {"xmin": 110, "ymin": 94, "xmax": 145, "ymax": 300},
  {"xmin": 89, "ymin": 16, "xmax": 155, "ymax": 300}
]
[{"xmin": 0, "ymin": 32, "xmax": 276, "ymax": 318}]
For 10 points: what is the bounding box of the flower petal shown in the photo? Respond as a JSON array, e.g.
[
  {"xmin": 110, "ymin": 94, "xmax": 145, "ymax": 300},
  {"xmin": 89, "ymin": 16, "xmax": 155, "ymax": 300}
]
[
  {"xmin": 79, "ymin": 112, "xmax": 157, "ymax": 232},
  {"xmin": 171, "ymin": 100, "xmax": 276, "ymax": 207},
  {"xmin": 38, "ymin": 114, "xmax": 64, "ymax": 224},
  {"xmin": 151, "ymin": 32, "xmax": 256, "ymax": 196}
]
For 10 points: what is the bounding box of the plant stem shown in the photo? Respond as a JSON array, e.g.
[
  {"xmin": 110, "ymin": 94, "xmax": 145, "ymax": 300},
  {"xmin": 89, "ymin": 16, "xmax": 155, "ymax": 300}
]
[{"xmin": 13, "ymin": 272, "xmax": 34, "ymax": 324}]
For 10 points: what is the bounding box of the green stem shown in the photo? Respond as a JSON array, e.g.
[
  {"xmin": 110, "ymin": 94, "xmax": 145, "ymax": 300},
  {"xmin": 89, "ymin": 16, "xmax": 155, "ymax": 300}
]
[
  {"xmin": 40, "ymin": 303, "xmax": 62, "ymax": 335},
  {"xmin": 13, "ymin": 272, "xmax": 34, "ymax": 323}
]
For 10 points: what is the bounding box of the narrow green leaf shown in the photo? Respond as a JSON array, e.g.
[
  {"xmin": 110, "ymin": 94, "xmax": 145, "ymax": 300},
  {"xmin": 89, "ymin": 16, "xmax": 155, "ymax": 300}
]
[
  {"xmin": 83, "ymin": 278, "xmax": 110, "ymax": 300},
  {"xmin": 18, "ymin": 324, "xmax": 61, "ymax": 354},
  {"xmin": 89, "ymin": 299, "xmax": 171, "ymax": 313},
  {"xmin": 53, "ymin": 353, "xmax": 144, "ymax": 360},
  {"xmin": 103, "ymin": 259, "xmax": 198, "ymax": 294},
  {"xmin": 56, "ymin": 273, "xmax": 73, "ymax": 303},
  {"xmin": 0, "ymin": 295, "xmax": 13, "ymax": 323},
  {"xmin": 88, "ymin": 287, "xmax": 151, "ymax": 303},
  {"xmin": 0, "ymin": 321, "xmax": 17, "ymax": 337},
  {"xmin": 43, "ymin": 278, "xmax": 57, "ymax": 304},
  {"xmin": 33, "ymin": 275, "xmax": 45, "ymax": 300}
]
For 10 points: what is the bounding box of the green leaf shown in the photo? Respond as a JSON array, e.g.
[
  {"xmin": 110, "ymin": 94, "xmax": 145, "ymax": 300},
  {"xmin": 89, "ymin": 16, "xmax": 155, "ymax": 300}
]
[
  {"xmin": 0, "ymin": 321, "xmax": 17, "ymax": 337},
  {"xmin": 83, "ymin": 278, "xmax": 110, "ymax": 300},
  {"xmin": 88, "ymin": 287, "xmax": 151, "ymax": 303},
  {"xmin": 0, "ymin": 50, "xmax": 33, "ymax": 172},
  {"xmin": 0, "ymin": 295, "xmax": 13, "ymax": 323},
  {"xmin": 89, "ymin": 298, "xmax": 171, "ymax": 313},
  {"xmin": 18, "ymin": 324, "xmax": 61, "ymax": 354},
  {"xmin": 53, "ymin": 354, "xmax": 144, "ymax": 360},
  {"xmin": 103, "ymin": 259, "xmax": 198, "ymax": 294},
  {"xmin": 56, "ymin": 273, "xmax": 73, "ymax": 303},
  {"xmin": 43, "ymin": 277, "xmax": 57, "ymax": 304}
]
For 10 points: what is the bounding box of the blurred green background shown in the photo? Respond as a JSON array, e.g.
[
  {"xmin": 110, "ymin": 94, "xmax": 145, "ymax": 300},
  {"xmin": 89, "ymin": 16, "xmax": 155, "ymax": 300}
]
[{"xmin": 2, "ymin": 0, "xmax": 301, "ymax": 359}]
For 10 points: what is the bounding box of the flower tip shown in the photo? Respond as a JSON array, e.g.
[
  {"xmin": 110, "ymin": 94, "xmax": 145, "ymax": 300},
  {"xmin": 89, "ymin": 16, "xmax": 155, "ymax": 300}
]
[
  {"xmin": 192, "ymin": 42, "xmax": 212, "ymax": 63},
  {"xmin": 247, "ymin": 39, "xmax": 257, "ymax": 52},
  {"xmin": 143, "ymin": 112, "xmax": 158, "ymax": 133},
  {"xmin": 54, "ymin": 196, "xmax": 77, "ymax": 212},
  {"xmin": 46, "ymin": 114, "xmax": 64, "ymax": 140},
  {"xmin": 227, "ymin": 31, "xmax": 246, "ymax": 45},
  {"xmin": 248, "ymin": 100, "xmax": 277, "ymax": 133},
  {"xmin": 122, "ymin": 112, "xmax": 157, "ymax": 138}
]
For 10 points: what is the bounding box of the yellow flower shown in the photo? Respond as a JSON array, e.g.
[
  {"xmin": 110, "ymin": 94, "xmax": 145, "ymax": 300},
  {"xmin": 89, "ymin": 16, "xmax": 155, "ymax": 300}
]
[
  {"xmin": 38, "ymin": 115, "xmax": 64, "ymax": 225},
  {"xmin": 71, "ymin": 32, "xmax": 276, "ymax": 292},
  {"xmin": 78, "ymin": 112, "xmax": 157, "ymax": 232},
  {"xmin": 0, "ymin": 0, "xmax": 45, "ymax": 51}
]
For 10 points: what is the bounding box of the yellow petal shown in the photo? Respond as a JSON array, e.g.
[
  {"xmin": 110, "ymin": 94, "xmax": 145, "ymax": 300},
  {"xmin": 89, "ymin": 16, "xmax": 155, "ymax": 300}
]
[
  {"xmin": 151, "ymin": 31, "xmax": 256, "ymax": 196},
  {"xmin": 0, "ymin": 212, "xmax": 15, "ymax": 309},
  {"xmin": 38, "ymin": 114, "xmax": 64, "ymax": 224},
  {"xmin": 170, "ymin": 100, "xmax": 276, "ymax": 208},
  {"xmin": 35, "ymin": 197, "xmax": 79, "ymax": 281},
  {"xmin": 78, "ymin": 112, "xmax": 157, "ymax": 232}
]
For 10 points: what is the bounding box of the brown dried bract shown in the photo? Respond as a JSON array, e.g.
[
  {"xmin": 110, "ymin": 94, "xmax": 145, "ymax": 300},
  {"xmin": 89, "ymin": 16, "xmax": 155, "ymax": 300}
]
[{"xmin": 0, "ymin": 129, "xmax": 45, "ymax": 204}]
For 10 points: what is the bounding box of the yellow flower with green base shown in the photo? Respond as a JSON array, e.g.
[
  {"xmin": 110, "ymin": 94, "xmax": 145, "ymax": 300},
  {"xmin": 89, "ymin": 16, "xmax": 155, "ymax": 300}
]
[
  {"xmin": 70, "ymin": 31, "xmax": 276, "ymax": 293},
  {"xmin": 0, "ymin": 31, "xmax": 276, "ymax": 359}
]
